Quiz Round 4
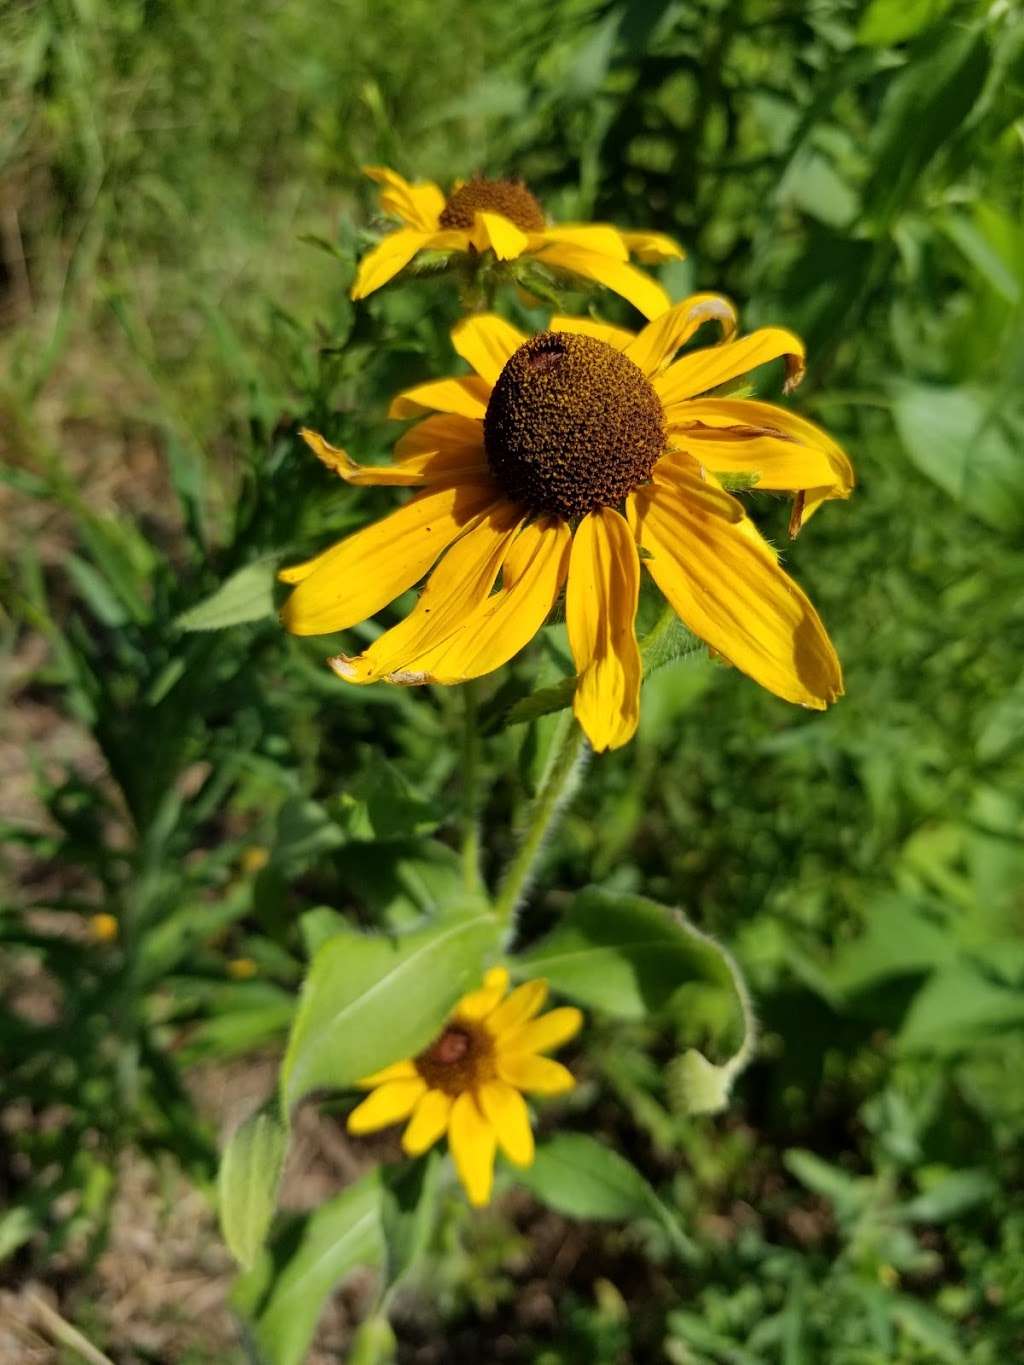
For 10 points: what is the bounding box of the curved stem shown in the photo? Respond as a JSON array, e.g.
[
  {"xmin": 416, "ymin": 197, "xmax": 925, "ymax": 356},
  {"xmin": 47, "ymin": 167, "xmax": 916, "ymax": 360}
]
[{"xmin": 493, "ymin": 714, "xmax": 588, "ymax": 933}]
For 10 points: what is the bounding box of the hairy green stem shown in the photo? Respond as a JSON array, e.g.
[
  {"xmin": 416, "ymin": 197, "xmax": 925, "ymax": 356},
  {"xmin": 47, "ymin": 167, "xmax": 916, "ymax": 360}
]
[{"xmin": 493, "ymin": 714, "xmax": 588, "ymax": 931}]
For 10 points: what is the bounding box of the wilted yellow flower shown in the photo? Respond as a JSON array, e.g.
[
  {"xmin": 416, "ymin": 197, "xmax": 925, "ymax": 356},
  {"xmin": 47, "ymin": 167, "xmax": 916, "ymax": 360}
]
[
  {"xmin": 347, "ymin": 968, "xmax": 581, "ymax": 1206},
  {"xmin": 89, "ymin": 913, "xmax": 119, "ymax": 943},
  {"xmin": 281, "ymin": 296, "xmax": 852, "ymax": 750},
  {"xmin": 351, "ymin": 166, "xmax": 682, "ymax": 319}
]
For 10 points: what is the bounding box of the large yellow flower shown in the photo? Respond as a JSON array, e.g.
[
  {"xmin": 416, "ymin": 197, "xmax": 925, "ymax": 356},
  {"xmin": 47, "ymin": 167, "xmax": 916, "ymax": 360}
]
[
  {"xmin": 280, "ymin": 294, "xmax": 854, "ymax": 750},
  {"xmin": 351, "ymin": 165, "xmax": 682, "ymax": 320},
  {"xmin": 347, "ymin": 968, "xmax": 581, "ymax": 1206}
]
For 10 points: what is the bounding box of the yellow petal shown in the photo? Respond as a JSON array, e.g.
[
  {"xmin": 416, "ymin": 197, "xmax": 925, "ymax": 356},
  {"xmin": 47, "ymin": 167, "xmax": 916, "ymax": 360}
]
[
  {"xmin": 351, "ymin": 228, "xmax": 430, "ymax": 300},
  {"xmin": 625, "ymin": 293, "xmax": 738, "ymax": 377},
  {"xmin": 669, "ymin": 429, "xmax": 844, "ymax": 495},
  {"xmin": 531, "ymin": 224, "xmax": 628, "ymax": 259},
  {"xmin": 356, "ymin": 1058, "xmax": 418, "ymax": 1089},
  {"xmin": 566, "ymin": 508, "xmax": 642, "ymax": 752},
  {"xmin": 456, "ymin": 966, "xmax": 511, "ymax": 1021},
  {"xmin": 619, "ymin": 229, "xmax": 685, "ymax": 262},
  {"xmin": 469, "ymin": 211, "xmax": 529, "ymax": 260},
  {"xmin": 669, "ymin": 397, "xmax": 855, "ymax": 527},
  {"xmin": 300, "ymin": 428, "xmax": 443, "ymax": 486},
  {"xmin": 279, "ymin": 480, "xmax": 499, "ymax": 635},
  {"xmin": 389, "ymin": 375, "xmax": 491, "ymax": 421},
  {"xmin": 400, "ymin": 516, "xmax": 571, "ymax": 684},
  {"xmin": 347, "ymin": 1078, "xmax": 426, "ymax": 1134},
  {"xmin": 646, "ymin": 451, "xmax": 746, "ymax": 523},
  {"xmin": 393, "ymin": 413, "xmax": 486, "ymax": 463},
  {"xmin": 534, "ymin": 241, "xmax": 671, "ymax": 320},
  {"xmin": 629, "ymin": 467, "xmax": 843, "ymax": 709},
  {"xmin": 499, "ymin": 1007, "xmax": 583, "ymax": 1055},
  {"xmin": 496, "ymin": 1053, "xmax": 575, "ymax": 1096},
  {"xmin": 478, "ymin": 1081, "xmax": 534, "ymax": 1167},
  {"xmin": 402, "ymin": 1088, "xmax": 453, "ymax": 1156},
  {"xmin": 362, "ymin": 165, "xmax": 445, "ymax": 231},
  {"xmin": 654, "ymin": 328, "xmax": 807, "ymax": 407},
  {"xmin": 549, "ymin": 314, "xmax": 634, "ymax": 350},
  {"xmin": 451, "ymin": 314, "xmax": 528, "ymax": 385},
  {"xmin": 329, "ymin": 502, "xmax": 524, "ymax": 684},
  {"xmin": 485, "ymin": 979, "xmax": 548, "ymax": 1035},
  {"xmin": 448, "ymin": 1091, "xmax": 497, "ymax": 1206}
]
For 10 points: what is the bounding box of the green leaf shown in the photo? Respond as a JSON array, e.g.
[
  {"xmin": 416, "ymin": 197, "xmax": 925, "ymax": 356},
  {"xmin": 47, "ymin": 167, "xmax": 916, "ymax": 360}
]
[
  {"xmin": 892, "ymin": 385, "xmax": 1024, "ymax": 533},
  {"xmin": 857, "ymin": 0, "xmax": 951, "ymax": 47},
  {"xmin": 898, "ymin": 964, "xmax": 1024, "ymax": 1052},
  {"xmin": 519, "ymin": 888, "xmax": 734, "ymax": 1019},
  {"xmin": 218, "ymin": 1109, "xmax": 288, "ymax": 1269},
  {"xmin": 669, "ymin": 1049, "xmax": 734, "ymax": 1118},
  {"xmin": 281, "ymin": 910, "xmax": 498, "ymax": 1109},
  {"xmin": 516, "ymin": 1134, "xmax": 696, "ymax": 1263},
  {"xmin": 380, "ymin": 1153, "xmax": 440, "ymax": 1291},
  {"xmin": 175, "ymin": 556, "xmax": 280, "ymax": 631},
  {"xmin": 901, "ymin": 1169, "xmax": 997, "ymax": 1223},
  {"xmin": 238, "ymin": 1173, "xmax": 383, "ymax": 1365},
  {"xmin": 865, "ymin": 27, "xmax": 989, "ymax": 228}
]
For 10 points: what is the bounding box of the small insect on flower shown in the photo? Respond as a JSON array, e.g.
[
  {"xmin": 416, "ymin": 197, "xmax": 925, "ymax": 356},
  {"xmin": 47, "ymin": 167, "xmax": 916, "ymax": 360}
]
[
  {"xmin": 350, "ymin": 166, "xmax": 683, "ymax": 319},
  {"xmin": 281, "ymin": 297, "xmax": 854, "ymax": 751},
  {"xmin": 347, "ymin": 968, "xmax": 582, "ymax": 1206}
]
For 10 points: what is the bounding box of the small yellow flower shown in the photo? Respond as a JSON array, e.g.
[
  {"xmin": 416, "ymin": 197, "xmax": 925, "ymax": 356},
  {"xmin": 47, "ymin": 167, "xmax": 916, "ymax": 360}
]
[
  {"xmin": 227, "ymin": 957, "xmax": 258, "ymax": 980},
  {"xmin": 89, "ymin": 913, "xmax": 119, "ymax": 943},
  {"xmin": 351, "ymin": 166, "xmax": 682, "ymax": 320},
  {"xmin": 347, "ymin": 968, "xmax": 582, "ymax": 1206},
  {"xmin": 239, "ymin": 845, "xmax": 270, "ymax": 874},
  {"xmin": 281, "ymin": 298, "xmax": 853, "ymax": 751}
]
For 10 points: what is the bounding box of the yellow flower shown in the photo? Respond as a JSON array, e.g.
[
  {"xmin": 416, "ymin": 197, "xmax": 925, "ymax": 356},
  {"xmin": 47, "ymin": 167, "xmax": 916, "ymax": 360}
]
[
  {"xmin": 89, "ymin": 913, "xmax": 119, "ymax": 943},
  {"xmin": 227, "ymin": 957, "xmax": 258, "ymax": 980},
  {"xmin": 347, "ymin": 967, "xmax": 581, "ymax": 1206},
  {"xmin": 350, "ymin": 165, "xmax": 682, "ymax": 320},
  {"xmin": 280, "ymin": 296, "xmax": 853, "ymax": 751}
]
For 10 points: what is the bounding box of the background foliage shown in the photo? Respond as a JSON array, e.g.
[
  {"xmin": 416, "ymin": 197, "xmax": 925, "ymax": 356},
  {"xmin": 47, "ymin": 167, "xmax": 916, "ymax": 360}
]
[{"xmin": 2, "ymin": 0, "xmax": 1023, "ymax": 1360}]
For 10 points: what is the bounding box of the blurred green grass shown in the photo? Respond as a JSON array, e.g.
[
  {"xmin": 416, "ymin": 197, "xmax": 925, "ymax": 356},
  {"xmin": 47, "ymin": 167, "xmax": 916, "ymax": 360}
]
[{"xmin": 2, "ymin": 0, "xmax": 1024, "ymax": 1360}]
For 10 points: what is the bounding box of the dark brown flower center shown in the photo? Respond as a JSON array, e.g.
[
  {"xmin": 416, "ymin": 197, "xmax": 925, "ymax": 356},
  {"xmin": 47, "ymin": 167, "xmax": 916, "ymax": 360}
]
[
  {"xmin": 415, "ymin": 1023, "xmax": 493, "ymax": 1095},
  {"xmin": 439, "ymin": 177, "xmax": 545, "ymax": 233},
  {"xmin": 484, "ymin": 331, "xmax": 666, "ymax": 520}
]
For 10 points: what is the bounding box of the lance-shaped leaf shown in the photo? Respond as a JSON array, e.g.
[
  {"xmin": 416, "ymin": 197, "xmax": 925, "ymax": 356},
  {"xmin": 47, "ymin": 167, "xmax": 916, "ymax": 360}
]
[
  {"xmin": 218, "ymin": 1108, "xmax": 288, "ymax": 1269},
  {"xmin": 281, "ymin": 910, "xmax": 498, "ymax": 1110}
]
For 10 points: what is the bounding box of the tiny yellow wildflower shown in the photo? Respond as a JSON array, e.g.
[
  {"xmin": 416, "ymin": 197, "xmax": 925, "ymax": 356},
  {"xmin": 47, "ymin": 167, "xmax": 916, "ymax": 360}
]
[
  {"xmin": 89, "ymin": 913, "xmax": 119, "ymax": 943},
  {"xmin": 347, "ymin": 968, "xmax": 582, "ymax": 1206},
  {"xmin": 227, "ymin": 957, "xmax": 258, "ymax": 980},
  {"xmin": 240, "ymin": 845, "xmax": 270, "ymax": 874},
  {"xmin": 351, "ymin": 165, "xmax": 683, "ymax": 319}
]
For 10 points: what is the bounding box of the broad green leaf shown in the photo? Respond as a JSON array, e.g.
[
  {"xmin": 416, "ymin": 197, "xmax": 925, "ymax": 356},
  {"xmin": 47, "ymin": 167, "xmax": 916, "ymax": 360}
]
[
  {"xmin": 669, "ymin": 1049, "xmax": 734, "ymax": 1117},
  {"xmin": 516, "ymin": 1134, "xmax": 697, "ymax": 1263},
  {"xmin": 281, "ymin": 910, "xmax": 498, "ymax": 1109},
  {"xmin": 175, "ymin": 557, "xmax": 279, "ymax": 631},
  {"xmin": 898, "ymin": 964, "xmax": 1024, "ymax": 1052},
  {"xmin": 519, "ymin": 888, "xmax": 734, "ymax": 1019},
  {"xmin": 857, "ymin": 0, "xmax": 951, "ymax": 47},
  {"xmin": 239, "ymin": 1173, "xmax": 383, "ymax": 1365},
  {"xmin": 892, "ymin": 384, "xmax": 1024, "ymax": 533},
  {"xmin": 218, "ymin": 1109, "xmax": 288, "ymax": 1269}
]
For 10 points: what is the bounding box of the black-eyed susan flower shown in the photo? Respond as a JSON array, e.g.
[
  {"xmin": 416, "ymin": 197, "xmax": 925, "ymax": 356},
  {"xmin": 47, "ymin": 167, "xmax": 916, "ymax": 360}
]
[
  {"xmin": 281, "ymin": 295, "xmax": 853, "ymax": 751},
  {"xmin": 350, "ymin": 166, "xmax": 681, "ymax": 319},
  {"xmin": 347, "ymin": 968, "xmax": 581, "ymax": 1206}
]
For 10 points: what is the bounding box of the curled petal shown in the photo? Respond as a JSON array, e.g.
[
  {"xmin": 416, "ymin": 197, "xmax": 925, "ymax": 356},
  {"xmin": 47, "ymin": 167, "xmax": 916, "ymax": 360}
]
[
  {"xmin": 534, "ymin": 241, "xmax": 671, "ymax": 320},
  {"xmin": 654, "ymin": 328, "xmax": 807, "ymax": 407},
  {"xmin": 469, "ymin": 211, "xmax": 529, "ymax": 260},
  {"xmin": 625, "ymin": 293, "xmax": 738, "ymax": 378},
  {"xmin": 363, "ymin": 165, "xmax": 445, "ymax": 231}
]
